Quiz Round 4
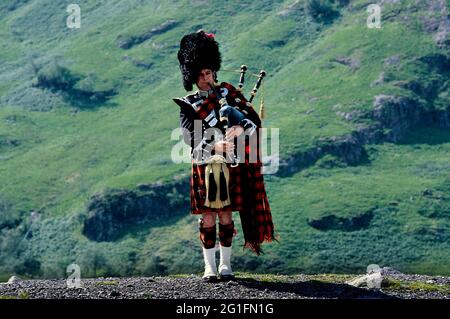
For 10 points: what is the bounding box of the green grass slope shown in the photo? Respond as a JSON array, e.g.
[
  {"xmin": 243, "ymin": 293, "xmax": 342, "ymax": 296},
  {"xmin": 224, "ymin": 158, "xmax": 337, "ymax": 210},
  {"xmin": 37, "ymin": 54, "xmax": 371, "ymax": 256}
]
[{"xmin": 0, "ymin": 0, "xmax": 449, "ymax": 278}]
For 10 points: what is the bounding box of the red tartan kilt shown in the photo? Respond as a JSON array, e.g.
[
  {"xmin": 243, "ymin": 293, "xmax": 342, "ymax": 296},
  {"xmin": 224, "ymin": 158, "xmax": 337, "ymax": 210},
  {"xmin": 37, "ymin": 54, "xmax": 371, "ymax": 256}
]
[{"xmin": 190, "ymin": 162, "xmax": 245, "ymax": 214}]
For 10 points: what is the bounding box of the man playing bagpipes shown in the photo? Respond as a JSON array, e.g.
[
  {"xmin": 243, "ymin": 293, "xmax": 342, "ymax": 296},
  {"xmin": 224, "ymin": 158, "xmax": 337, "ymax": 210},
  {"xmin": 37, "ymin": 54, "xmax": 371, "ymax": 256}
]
[{"xmin": 173, "ymin": 30, "xmax": 276, "ymax": 282}]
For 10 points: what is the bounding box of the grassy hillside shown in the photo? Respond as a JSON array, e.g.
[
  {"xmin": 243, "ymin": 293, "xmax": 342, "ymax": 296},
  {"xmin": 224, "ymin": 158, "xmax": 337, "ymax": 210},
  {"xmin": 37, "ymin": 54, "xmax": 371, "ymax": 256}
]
[{"xmin": 0, "ymin": 0, "xmax": 449, "ymax": 279}]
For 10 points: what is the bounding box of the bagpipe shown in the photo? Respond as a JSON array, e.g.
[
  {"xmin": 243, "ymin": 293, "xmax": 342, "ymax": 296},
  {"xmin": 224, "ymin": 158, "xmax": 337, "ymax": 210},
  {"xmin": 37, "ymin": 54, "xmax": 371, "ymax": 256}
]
[
  {"xmin": 209, "ymin": 66, "xmax": 267, "ymax": 167},
  {"xmin": 210, "ymin": 65, "xmax": 266, "ymax": 129}
]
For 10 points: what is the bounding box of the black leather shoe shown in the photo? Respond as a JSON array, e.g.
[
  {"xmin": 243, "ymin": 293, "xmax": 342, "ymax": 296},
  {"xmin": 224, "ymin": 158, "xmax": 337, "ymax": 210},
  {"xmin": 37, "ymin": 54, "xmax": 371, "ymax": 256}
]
[
  {"xmin": 202, "ymin": 275, "xmax": 218, "ymax": 283},
  {"xmin": 218, "ymin": 273, "xmax": 235, "ymax": 281}
]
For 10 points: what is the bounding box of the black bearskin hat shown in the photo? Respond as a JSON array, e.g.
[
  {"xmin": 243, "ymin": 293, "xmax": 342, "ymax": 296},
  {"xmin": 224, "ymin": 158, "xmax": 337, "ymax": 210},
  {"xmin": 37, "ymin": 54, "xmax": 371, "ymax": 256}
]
[{"xmin": 177, "ymin": 29, "xmax": 221, "ymax": 91}]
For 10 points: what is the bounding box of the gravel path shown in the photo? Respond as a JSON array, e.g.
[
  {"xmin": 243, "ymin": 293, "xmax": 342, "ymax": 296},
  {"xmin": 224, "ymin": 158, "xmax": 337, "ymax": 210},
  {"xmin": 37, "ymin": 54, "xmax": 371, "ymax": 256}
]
[{"xmin": 1, "ymin": 271, "xmax": 449, "ymax": 299}]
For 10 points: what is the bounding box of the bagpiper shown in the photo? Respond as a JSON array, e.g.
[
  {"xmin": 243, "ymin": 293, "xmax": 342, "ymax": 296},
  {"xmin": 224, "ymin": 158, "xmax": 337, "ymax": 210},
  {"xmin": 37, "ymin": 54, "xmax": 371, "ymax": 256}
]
[{"xmin": 172, "ymin": 30, "xmax": 276, "ymax": 282}]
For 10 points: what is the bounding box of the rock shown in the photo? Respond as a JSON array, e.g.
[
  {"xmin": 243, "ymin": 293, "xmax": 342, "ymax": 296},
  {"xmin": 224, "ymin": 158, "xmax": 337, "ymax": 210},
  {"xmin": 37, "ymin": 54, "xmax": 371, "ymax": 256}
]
[
  {"xmin": 82, "ymin": 179, "xmax": 189, "ymax": 241},
  {"xmin": 372, "ymin": 95, "xmax": 422, "ymax": 142},
  {"xmin": 277, "ymin": 0, "xmax": 303, "ymax": 17},
  {"xmin": 278, "ymin": 131, "xmax": 371, "ymax": 177},
  {"xmin": 279, "ymin": 89, "xmax": 449, "ymax": 178},
  {"xmin": 336, "ymin": 110, "xmax": 363, "ymax": 121},
  {"xmin": 383, "ymin": 55, "xmax": 401, "ymax": 67},
  {"xmin": 346, "ymin": 270, "xmax": 389, "ymax": 289},
  {"xmin": 421, "ymin": 0, "xmax": 450, "ymax": 48},
  {"xmin": 226, "ymin": 280, "xmax": 238, "ymax": 286},
  {"xmin": 370, "ymin": 71, "xmax": 385, "ymax": 87},
  {"xmin": 380, "ymin": 267, "xmax": 403, "ymax": 276},
  {"xmin": 433, "ymin": 19, "xmax": 450, "ymax": 48},
  {"xmin": 346, "ymin": 275, "xmax": 369, "ymax": 288},
  {"xmin": 7, "ymin": 276, "xmax": 22, "ymax": 284},
  {"xmin": 331, "ymin": 55, "xmax": 361, "ymax": 71}
]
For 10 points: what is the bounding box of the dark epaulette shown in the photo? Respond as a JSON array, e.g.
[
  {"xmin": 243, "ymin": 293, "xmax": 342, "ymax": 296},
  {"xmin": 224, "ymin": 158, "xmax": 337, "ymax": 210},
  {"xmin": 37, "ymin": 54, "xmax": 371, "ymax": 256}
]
[
  {"xmin": 172, "ymin": 93, "xmax": 202, "ymax": 113},
  {"xmin": 184, "ymin": 92, "xmax": 206, "ymax": 113}
]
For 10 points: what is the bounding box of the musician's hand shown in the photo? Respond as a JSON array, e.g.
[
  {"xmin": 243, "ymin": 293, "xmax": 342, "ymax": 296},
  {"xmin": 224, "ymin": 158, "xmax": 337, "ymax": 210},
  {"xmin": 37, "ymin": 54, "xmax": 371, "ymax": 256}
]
[
  {"xmin": 214, "ymin": 140, "xmax": 235, "ymax": 155},
  {"xmin": 225, "ymin": 125, "xmax": 244, "ymax": 141}
]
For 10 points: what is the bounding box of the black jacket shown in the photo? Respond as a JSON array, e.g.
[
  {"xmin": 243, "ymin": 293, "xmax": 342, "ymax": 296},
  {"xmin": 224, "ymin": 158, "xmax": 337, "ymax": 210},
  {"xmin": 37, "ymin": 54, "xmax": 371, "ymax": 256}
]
[{"xmin": 173, "ymin": 82, "xmax": 259, "ymax": 164}]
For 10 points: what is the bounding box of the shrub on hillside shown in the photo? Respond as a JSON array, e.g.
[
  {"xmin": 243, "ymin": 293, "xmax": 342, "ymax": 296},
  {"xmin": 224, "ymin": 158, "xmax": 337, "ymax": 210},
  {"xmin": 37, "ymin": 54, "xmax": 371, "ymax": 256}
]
[
  {"xmin": 36, "ymin": 62, "xmax": 80, "ymax": 91},
  {"xmin": 33, "ymin": 60, "xmax": 116, "ymax": 107},
  {"xmin": 307, "ymin": 0, "xmax": 340, "ymax": 23}
]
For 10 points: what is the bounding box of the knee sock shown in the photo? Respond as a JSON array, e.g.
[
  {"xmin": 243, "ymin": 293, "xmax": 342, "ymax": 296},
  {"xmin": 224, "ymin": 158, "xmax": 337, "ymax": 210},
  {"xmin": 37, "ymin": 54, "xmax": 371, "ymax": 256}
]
[
  {"xmin": 199, "ymin": 219, "xmax": 217, "ymax": 249},
  {"xmin": 218, "ymin": 220, "xmax": 235, "ymax": 247}
]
